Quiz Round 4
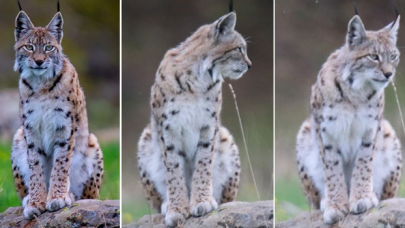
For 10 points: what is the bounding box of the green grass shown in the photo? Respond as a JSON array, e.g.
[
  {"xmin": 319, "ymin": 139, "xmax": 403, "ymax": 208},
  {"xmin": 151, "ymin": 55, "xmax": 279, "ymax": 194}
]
[
  {"xmin": 0, "ymin": 141, "xmax": 120, "ymax": 213},
  {"xmin": 122, "ymin": 199, "xmax": 152, "ymax": 224},
  {"xmin": 99, "ymin": 141, "xmax": 120, "ymax": 200},
  {"xmin": 275, "ymin": 172, "xmax": 405, "ymax": 223},
  {"xmin": 275, "ymin": 179, "xmax": 308, "ymax": 223},
  {"xmin": 0, "ymin": 143, "xmax": 19, "ymax": 212}
]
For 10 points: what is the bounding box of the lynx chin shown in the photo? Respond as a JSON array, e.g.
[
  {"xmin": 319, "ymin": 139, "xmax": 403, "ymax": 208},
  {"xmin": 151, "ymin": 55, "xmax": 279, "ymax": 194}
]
[
  {"xmin": 137, "ymin": 11, "xmax": 251, "ymax": 226},
  {"xmin": 296, "ymin": 13, "xmax": 402, "ymax": 224},
  {"xmin": 11, "ymin": 9, "xmax": 103, "ymax": 220}
]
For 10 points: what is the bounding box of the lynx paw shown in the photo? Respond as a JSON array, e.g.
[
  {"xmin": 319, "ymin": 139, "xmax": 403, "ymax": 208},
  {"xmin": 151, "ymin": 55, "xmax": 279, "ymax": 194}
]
[
  {"xmin": 165, "ymin": 211, "xmax": 186, "ymax": 227},
  {"xmin": 321, "ymin": 199, "xmax": 349, "ymax": 224},
  {"xmin": 46, "ymin": 193, "xmax": 73, "ymax": 212},
  {"xmin": 190, "ymin": 197, "xmax": 218, "ymax": 217},
  {"xmin": 23, "ymin": 202, "xmax": 46, "ymax": 220},
  {"xmin": 350, "ymin": 193, "xmax": 378, "ymax": 214}
]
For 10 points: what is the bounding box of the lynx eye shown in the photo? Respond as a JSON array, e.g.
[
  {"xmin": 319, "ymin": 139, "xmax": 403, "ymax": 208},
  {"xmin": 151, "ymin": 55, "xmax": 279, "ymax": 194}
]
[
  {"xmin": 237, "ymin": 47, "xmax": 244, "ymax": 53},
  {"xmin": 391, "ymin": 54, "xmax": 398, "ymax": 61},
  {"xmin": 23, "ymin": 45, "xmax": 34, "ymax": 52},
  {"xmin": 368, "ymin": 54, "xmax": 379, "ymax": 61},
  {"xmin": 45, "ymin": 45, "xmax": 55, "ymax": 52}
]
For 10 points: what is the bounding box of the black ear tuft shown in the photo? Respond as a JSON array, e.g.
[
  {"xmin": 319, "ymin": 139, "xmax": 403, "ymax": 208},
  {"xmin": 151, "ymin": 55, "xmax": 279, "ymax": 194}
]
[
  {"xmin": 394, "ymin": 3, "xmax": 399, "ymax": 17},
  {"xmin": 17, "ymin": 0, "xmax": 22, "ymax": 11},
  {"xmin": 57, "ymin": 0, "xmax": 60, "ymax": 12},
  {"xmin": 229, "ymin": 0, "xmax": 234, "ymax": 13},
  {"xmin": 392, "ymin": 3, "xmax": 399, "ymax": 28},
  {"xmin": 353, "ymin": 2, "xmax": 358, "ymax": 15}
]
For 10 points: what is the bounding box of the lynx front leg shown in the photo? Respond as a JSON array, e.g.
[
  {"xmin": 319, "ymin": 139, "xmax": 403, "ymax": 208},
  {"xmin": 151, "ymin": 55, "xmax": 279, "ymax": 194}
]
[
  {"xmin": 317, "ymin": 122, "xmax": 349, "ymax": 224},
  {"xmin": 22, "ymin": 127, "xmax": 47, "ymax": 220},
  {"xmin": 158, "ymin": 119, "xmax": 189, "ymax": 226},
  {"xmin": 46, "ymin": 119, "xmax": 75, "ymax": 212},
  {"xmin": 190, "ymin": 124, "xmax": 218, "ymax": 217},
  {"xmin": 349, "ymin": 127, "xmax": 379, "ymax": 214}
]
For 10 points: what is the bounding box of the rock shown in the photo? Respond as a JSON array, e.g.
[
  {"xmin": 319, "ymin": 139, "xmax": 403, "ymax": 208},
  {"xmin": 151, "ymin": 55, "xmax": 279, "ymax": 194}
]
[
  {"xmin": 0, "ymin": 199, "xmax": 119, "ymax": 228},
  {"xmin": 126, "ymin": 200, "xmax": 273, "ymax": 228},
  {"xmin": 276, "ymin": 198, "xmax": 405, "ymax": 228}
]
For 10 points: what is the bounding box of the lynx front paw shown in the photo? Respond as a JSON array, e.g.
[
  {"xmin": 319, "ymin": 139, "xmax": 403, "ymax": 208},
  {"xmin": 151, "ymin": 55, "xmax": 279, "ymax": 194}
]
[
  {"xmin": 322, "ymin": 200, "xmax": 349, "ymax": 224},
  {"xmin": 23, "ymin": 202, "xmax": 46, "ymax": 220},
  {"xmin": 350, "ymin": 193, "xmax": 378, "ymax": 214},
  {"xmin": 46, "ymin": 193, "xmax": 73, "ymax": 212},
  {"xmin": 165, "ymin": 211, "xmax": 186, "ymax": 227},
  {"xmin": 190, "ymin": 197, "xmax": 218, "ymax": 217}
]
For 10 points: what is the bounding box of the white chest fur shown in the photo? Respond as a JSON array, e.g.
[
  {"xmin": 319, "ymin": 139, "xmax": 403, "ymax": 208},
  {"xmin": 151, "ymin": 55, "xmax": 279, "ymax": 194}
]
[
  {"xmin": 320, "ymin": 102, "xmax": 379, "ymax": 162},
  {"xmin": 163, "ymin": 96, "xmax": 215, "ymax": 158},
  {"xmin": 23, "ymin": 96, "xmax": 72, "ymax": 155}
]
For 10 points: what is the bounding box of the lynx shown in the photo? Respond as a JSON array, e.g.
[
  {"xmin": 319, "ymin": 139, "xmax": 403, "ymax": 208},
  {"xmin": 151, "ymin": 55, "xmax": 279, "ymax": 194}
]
[
  {"xmin": 11, "ymin": 8, "xmax": 103, "ymax": 220},
  {"xmin": 137, "ymin": 12, "xmax": 251, "ymax": 226},
  {"xmin": 296, "ymin": 14, "xmax": 402, "ymax": 224}
]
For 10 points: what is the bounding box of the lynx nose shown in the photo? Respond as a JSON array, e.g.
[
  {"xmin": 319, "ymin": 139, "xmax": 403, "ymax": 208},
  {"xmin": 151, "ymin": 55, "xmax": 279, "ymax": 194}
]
[
  {"xmin": 244, "ymin": 57, "xmax": 252, "ymax": 69},
  {"xmin": 35, "ymin": 60, "xmax": 44, "ymax": 66},
  {"xmin": 384, "ymin": 72, "xmax": 393, "ymax": 79}
]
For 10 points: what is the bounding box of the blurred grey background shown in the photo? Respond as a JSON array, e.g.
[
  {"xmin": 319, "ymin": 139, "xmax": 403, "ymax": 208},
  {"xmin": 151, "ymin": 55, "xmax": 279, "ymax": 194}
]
[
  {"xmin": 275, "ymin": 0, "xmax": 405, "ymax": 222},
  {"xmin": 122, "ymin": 0, "xmax": 273, "ymax": 224}
]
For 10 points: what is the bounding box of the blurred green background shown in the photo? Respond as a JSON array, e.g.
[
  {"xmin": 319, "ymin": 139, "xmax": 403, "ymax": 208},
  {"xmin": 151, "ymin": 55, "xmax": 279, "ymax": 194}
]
[
  {"xmin": 122, "ymin": 0, "xmax": 273, "ymax": 224},
  {"xmin": 275, "ymin": 0, "xmax": 405, "ymax": 223},
  {"xmin": 0, "ymin": 0, "xmax": 120, "ymax": 213}
]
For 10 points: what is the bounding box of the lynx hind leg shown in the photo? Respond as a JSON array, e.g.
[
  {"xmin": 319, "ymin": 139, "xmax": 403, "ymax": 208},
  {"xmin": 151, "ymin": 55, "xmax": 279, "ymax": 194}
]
[
  {"xmin": 11, "ymin": 127, "xmax": 29, "ymax": 200},
  {"xmin": 81, "ymin": 134, "xmax": 104, "ymax": 199},
  {"xmin": 138, "ymin": 125, "xmax": 164, "ymax": 213},
  {"xmin": 210, "ymin": 126, "xmax": 240, "ymax": 204},
  {"xmin": 375, "ymin": 120, "xmax": 402, "ymax": 200},
  {"xmin": 296, "ymin": 119, "xmax": 321, "ymax": 209}
]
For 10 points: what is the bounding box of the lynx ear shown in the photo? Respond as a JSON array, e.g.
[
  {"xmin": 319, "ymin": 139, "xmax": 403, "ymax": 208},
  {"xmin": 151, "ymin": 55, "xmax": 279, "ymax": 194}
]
[
  {"xmin": 346, "ymin": 15, "xmax": 366, "ymax": 49},
  {"xmin": 383, "ymin": 15, "xmax": 400, "ymax": 43},
  {"xmin": 46, "ymin": 12, "xmax": 63, "ymax": 43},
  {"xmin": 215, "ymin": 12, "xmax": 236, "ymax": 38},
  {"xmin": 15, "ymin": 11, "xmax": 34, "ymax": 41}
]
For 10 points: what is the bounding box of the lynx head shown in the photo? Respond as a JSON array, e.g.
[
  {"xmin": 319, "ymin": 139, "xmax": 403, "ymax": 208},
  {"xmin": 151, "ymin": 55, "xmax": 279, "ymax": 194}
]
[
  {"xmin": 343, "ymin": 14, "xmax": 400, "ymax": 90},
  {"xmin": 191, "ymin": 12, "xmax": 251, "ymax": 81},
  {"xmin": 14, "ymin": 10, "xmax": 64, "ymax": 79}
]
